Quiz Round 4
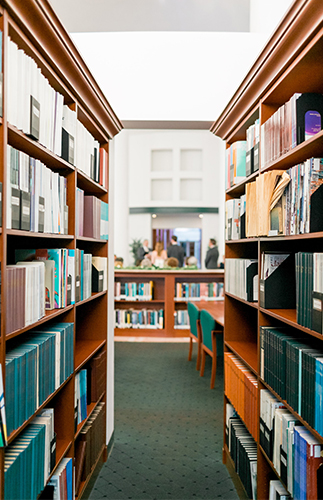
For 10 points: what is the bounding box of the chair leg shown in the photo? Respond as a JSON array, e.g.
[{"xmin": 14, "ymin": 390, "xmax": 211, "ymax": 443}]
[
  {"xmin": 188, "ymin": 337, "xmax": 193, "ymax": 361},
  {"xmin": 210, "ymin": 354, "xmax": 217, "ymax": 389},
  {"xmin": 196, "ymin": 341, "xmax": 201, "ymax": 371},
  {"xmin": 200, "ymin": 348, "xmax": 206, "ymax": 377}
]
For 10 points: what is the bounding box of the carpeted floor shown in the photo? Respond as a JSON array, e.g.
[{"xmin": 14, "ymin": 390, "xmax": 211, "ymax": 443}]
[{"xmin": 88, "ymin": 342, "xmax": 239, "ymax": 500}]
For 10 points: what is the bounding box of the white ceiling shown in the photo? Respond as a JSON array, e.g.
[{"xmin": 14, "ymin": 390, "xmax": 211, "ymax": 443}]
[{"xmin": 49, "ymin": 0, "xmax": 250, "ymax": 33}]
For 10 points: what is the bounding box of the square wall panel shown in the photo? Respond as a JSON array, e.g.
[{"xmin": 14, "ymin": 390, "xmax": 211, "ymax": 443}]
[
  {"xmin": 151, "ymin": 149, "xmax": 173, "ymax": 171},
  {"xmin": 180, "ymin": 179, "xmax": 202, "ymax": 201},
  {"xmin": 151, "ymin": 179, "xmax": 173, "ymax": 201},
  {"xmin": 180, "ymin": 149, "xmax": 202, "ymax": 171}
]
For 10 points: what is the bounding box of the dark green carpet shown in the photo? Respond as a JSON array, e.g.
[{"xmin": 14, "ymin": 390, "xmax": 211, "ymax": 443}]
[{"xmin": 89, "ymin": 342, "xmax": 239, "ymax": 500}]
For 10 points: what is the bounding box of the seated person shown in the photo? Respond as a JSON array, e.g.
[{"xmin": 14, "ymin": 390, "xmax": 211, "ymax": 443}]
[
  {"xmin": 140, "ymin": 258, "xmax": 152, "ymax": 268},
  {"xmin": 150, "ymin": 241, "xmax": 168, "ymax": 268},
  {"xmin": 166, "ymin": 257, "xmax": 179, "ymax": 268},
  {"xmin": 115, "ymin": 257, "xmax": 124, "ymax": 268},
  {"xmin": 185, "ymin": 256, "xmax": 198, "ymax": 267}
]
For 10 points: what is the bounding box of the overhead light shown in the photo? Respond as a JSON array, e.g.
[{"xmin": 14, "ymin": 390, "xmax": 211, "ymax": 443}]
[
  {"xmin": 152, "ymin": 214, "xmax": 157, "ymax": 218},
  {"xmin": 199, "ymin": 214, "xmax": 203, "ymax": 218}
]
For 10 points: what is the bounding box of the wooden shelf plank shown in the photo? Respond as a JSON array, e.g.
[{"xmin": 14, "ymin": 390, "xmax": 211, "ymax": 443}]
[
  {"xmin": 75, "ymin": 340, "xmax": 106, "ymax": 371},
  {"xmin": 76, "ymin": 236, "xmax": 107, "ymax": 244},
  {"xmin": 75, "ymin": 393, "xmax": 105, "ymax": 439},
  {"xmin": 8, "ymin": 124, "xmax": 75, "ymax": 172},
  {"xmin": 6, "ymin": 229, "xmax": 74, "ymax": 239},
  {"xmin": 6, "ymin": 305, "xmax": 74, "ymax": 340},
  {"xmin": 225, "ymin": 292, "xmax": 259, "ymax": 309},
  {"xmin": 260, "ymin": 307, "xmax": 323, "ymax": 340},
  {"xmin": 226, "ymin": 170, "xmax": 259, "ymax": 196},
  {"xmin": 76, "ymin": 443, "xmax": 106, "ymax": 499},
  {"xmin": 225, "ymin": 340, "xmax": 258, "ymax": 374},
  {"xmin": 115, "ymin": 299, "xmax": 164, "ymax": 304},
  {"xmin": 76, "ymin": 291, "xmax": 107, "ymax": 307},
  {"xmin": 77, "ymin": 170, "xmax": 107, "ymax": 195}
]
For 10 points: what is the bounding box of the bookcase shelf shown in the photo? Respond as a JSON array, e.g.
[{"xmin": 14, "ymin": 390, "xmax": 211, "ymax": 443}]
[
  {"xmin": 211, "ymin": 0, "xmax": 323, "ymax": 497},
  {"xmin": 0, "ymin": 1, "xmax": 122, "ymax": 498},
  {"xmin": 225, "ymin": 292, "xmax": 258, "ymax": 309},
  {"xmin": 75, "ymin": 340, "xmax": 106, "ymax": 372},
  {"xmin": 115, "ymin": 270, "xmax": 224, "ymax": 337}
]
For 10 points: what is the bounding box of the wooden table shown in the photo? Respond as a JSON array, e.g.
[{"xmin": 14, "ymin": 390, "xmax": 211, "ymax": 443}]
[{"xmin": 194, "ymin": 300, "xmax": 224, "ymax": 327}]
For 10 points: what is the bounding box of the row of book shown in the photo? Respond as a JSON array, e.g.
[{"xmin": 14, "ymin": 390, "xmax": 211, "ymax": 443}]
[
  {"xmin": 75, "ymin": 189, "xmax": 109, "ymax": 240},
  {"xmin": 6, "ymin": 249, "xmax": 107, "ymax": 333},
  {"xmin": 75, "ymin": 402, "xmax": 106, "ymax": 496},
  {"xmin": 6, "ymin": 323, "xmax": 74, "ymax": 436},
  {"xmin": 224, "ymin": 353, "xmax": 258, "ymax": 440},
  {"xmin": 225, "ymin": 119, "xmax": 260, "ymax": 189},
  {"xmin": 225, "ymin": 258, "xmax": 258, "ymax": 302},
  {"xmin": 86, "ymin": 350, "xmax": 106, "ymax": 404},
  {"xmin": 226, "ymin": 403, "xmax": 257, "ymax": 500},
  {"xmin": 6, "ymin": 37, "xmax": 107, "ymax": 187},
  {"xmin": 260, "ymin": 389, "xmax": 323, "ymax": 499},
  {"xmin": 75, "ymin": 369, "xmax": 88, "ymax": 427},
  {"xmin": 115, "ymin": 309, "xmax": 164, "ymax": 329},
  {"xmin": 7, "ymin": 145, "xmax": 68, "ymax": 234},
  {"xmin": 114, "ymin": 281, "xmax": 154, "ymax": 301},
  {"xmin": 4, "ymin": 409, "xmax": 58, "ymax": 500},
  {"xmin": 260, "ymin": 325, "xmax": 323, "ymax": 436},
  {"xmin": 174, "ymin": 309, "xmax": 190, "ymax": 329},
  {"xmin": 261, "ymin": 93, "xmax": 323, "ymax": 168},
  {"xmin": 47, "ymin": 458, "xmax": 73, "ymax": 500},
  {"xmin": 240, "ymin": 159, "xmax": 323, "ymax": 238},
  {"xmin": 225, "ymin": 195, "xmax": 246, "ymax": 240},
  {"xmin": 174, "ymin": 282, "xmax": 224, "ymax": 301}
]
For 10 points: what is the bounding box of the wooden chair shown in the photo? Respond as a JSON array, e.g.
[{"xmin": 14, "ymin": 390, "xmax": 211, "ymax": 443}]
[
  {"xmin": 187, "ymin": 302, "xmax": 202, "ymax": 370},
  {"xmin": 199, "ymin": 309, "xmax": 223, "ymax": 389}
]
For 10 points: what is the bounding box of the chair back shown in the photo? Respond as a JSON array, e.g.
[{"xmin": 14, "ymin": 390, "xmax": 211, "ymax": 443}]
[
  {"xmin": 200, "ymin": 309, "xmax": 217, "ymax": 352},
  {"xmin": 187, "ymin": 302, "xmax": 200, "ymax": 339}
]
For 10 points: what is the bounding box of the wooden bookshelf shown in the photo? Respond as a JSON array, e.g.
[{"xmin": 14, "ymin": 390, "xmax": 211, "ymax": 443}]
[
  {"xmin": 0, "ymin": 0, "xmax": 122, "ymax": 498},
  {"xmin": 115, "ymin": 269, "xmax": 224, "ymax": 337},
  {"xmin": 211, "ymin": 0, "xmax": 323, "ymax": 498}
]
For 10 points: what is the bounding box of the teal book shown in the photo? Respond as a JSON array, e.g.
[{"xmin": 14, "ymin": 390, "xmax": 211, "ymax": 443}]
[{"xmin": 47, "ymin": 249, "xmax": 62, "ymax": 308}]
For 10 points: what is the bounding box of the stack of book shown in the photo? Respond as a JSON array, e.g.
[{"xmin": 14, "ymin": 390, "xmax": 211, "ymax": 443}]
[
  {"xmin": 77, "ymin": 195, "xmax": 109, "ymax": 240},
  {"xmin": 175, "ymin": 282, "xmax": 224, "ymax": 301},
  {"xmin": 114, "ymin": 281, "xmax": 154, "ymax": 301},
  {"xmin": 76, "ymin": 403, "xmax": 106, "ymax": 495},
  {"xmin": 246, "ymin": 118, "xmax": 260, "ymax": 176},
  {"xmin": 174, "ymin": 309, "xmax": 190, "ymax": 329},
  {"xmin": 7, "ymin": 145, "xmax": 68, "ymax": 234},
  {"xmin": 47, "ymin": 458, "xmax": 73, "ymax": 500},
  {"xmin": 224, "ymin": 353, "xmax": 258, "ymax": 440},
  {"xmin": 226, "ymin": 403, "xmax": 257, "ymax": 500},
  {"xmin": 5, "ymin": 322, "xmax": 74, "ymax": 436},
  {"xmin": 260, "ymin": 390, "xmax": 323, "ymax": 499},
  {"xmin": 87, "ymin": 351, "xmax": 106, "ymax": 403},
  {"xmin": 6, "ymin": 262, "xmax": 45, "ymax": 333},
  {"xmin": 260, "ymin": 326, "xmax": 323, "ymax": 435},
  {"xmin": 75, "ymin": 369, "xmax": 87, "ymax": 426},
  {"xmin": 225, "ymin": 258, "xmax": 258, "ymax": 302},
  {"xmin": 261, "ymin": 93, "xmax": 323, "ymax": 169},
  {"xmin": 115, "ymin": 309, "xmax": 164, "ymax": 329},
  {"xmin": 225, "ymin": 140, "xmax": 247, "ymax": 189},
  {"xmin": 225, "ymin": 195, "xmax": 246, "ymax": 240},
  {"xmin": 6, "ymin": 37, "xmax": 108, "ymax": 189},
  {"xmin": 4, "ymin": 410, "xmax": 57, "ymax": 500}
]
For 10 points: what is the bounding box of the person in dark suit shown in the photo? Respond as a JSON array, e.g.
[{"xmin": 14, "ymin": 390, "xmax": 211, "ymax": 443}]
[
  {"xmin": 137, "ymin": 239, "xmax": 151, "ymax": 262},
  {"xmin": 205, "ymin": 238, "xmax": 219, "ymax": 269},
  {"xmin": 167, "ymin": 235, "xmax": 185, "ymax": 267}
]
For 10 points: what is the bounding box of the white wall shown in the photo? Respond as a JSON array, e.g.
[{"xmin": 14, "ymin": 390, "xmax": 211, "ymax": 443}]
[{"xmin": 249, "ymin": 0, "xmax": 294, "ymax": 36}]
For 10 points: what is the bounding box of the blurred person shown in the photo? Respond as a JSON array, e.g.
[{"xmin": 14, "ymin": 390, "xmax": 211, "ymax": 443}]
[
  {"xmin": 151, "ymin": 241, "xmax": 167, "ymax": 268},
  {"xmin": 205, "ymin": 238, "xmax": 219, "ymax": 269},
  {"xmin": 167, "ymin": 235, "xmax": 185, "ymax": 267},
  {"xmin": 166, "ymin": 257, "xmax": 179, "ymax": 268},
  {"xmin": 137, "ymin": 239, "xmax": 151, "ymax": 262}
]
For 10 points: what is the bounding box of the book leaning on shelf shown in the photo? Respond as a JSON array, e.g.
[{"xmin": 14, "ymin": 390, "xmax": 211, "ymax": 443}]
[
  {"xmin": 76, "ymin": 190, "xmax": 109, "ymax": 240},
  {"xmin": 5, "ymin": 323, "xmax": 74, "ymax": 436},
  {"xmin": 4, "ymin": 409, "xmax": 60, "ymax": 500},
  {"xmin": 7, "ymin": 145, "xmax": 68, "ymax": 234},
  {"xmin": 225, "ymin": 258, "xmax": 258, "ymax": 302}
]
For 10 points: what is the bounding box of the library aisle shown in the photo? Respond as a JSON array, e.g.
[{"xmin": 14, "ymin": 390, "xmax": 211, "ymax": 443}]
[{"xmin": 88, "ymin": 342, "xmax": 239, "ymax": 500}]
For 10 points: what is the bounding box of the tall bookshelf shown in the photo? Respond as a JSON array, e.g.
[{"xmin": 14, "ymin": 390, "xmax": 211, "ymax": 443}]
[
  {"xmin": 211, "ymin": 0, "xmax": 323, "ymax": 498},
  {"xmin": 0, "ymin": 0, "xmax": 122, "ymax": 498},
  {"xmin": 115, "ymin": 269, "xmax": 224, "ymax": 337}
]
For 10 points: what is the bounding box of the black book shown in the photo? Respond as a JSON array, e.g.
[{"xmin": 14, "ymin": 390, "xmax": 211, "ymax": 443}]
[
  {"xmin": 29, "ymin": 95, "xmax": 40, "ymax": 140},
  {"xmin": 92, "ymin": 267, "xmax": 104, "ymax": 293},
  {"xmin": 66, "ymin": 274, "xmax": 72, "ymax": 306},
  {"xmin": 312, "ymin": 291, "xmax": 323, "ymax": 334},
  {"xmin": 61, "ymin": 128, "xmax": 74, "ymax": 165},
  {"xmin": 296, "ymin": 93, "xmax": 323, "ymax": 145},
  {"xmin": 260, "ymin": 253, "xmax": 296, "ymax": 309},
  {"xmin": 246, "ymin": 149, "xmax": 252, "ymax": 177},
  {"xmin": 11, "ymin": 187, "xmax": 20, "ymax": 229},
  {"xmin": 252, "ymin": 143, "xmax": 259, "ymax": 172},
  {"xmin": 20, "ymin": 190, "xmax": 31, "ymax": 231}
]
